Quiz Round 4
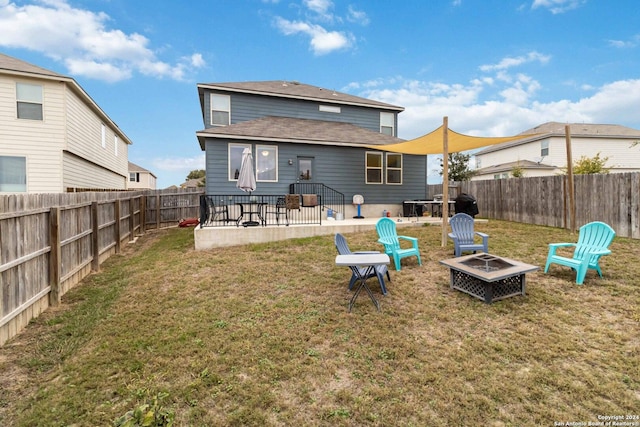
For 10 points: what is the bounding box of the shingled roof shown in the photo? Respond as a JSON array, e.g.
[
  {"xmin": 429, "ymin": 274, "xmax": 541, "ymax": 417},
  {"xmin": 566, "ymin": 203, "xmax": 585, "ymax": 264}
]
[
  {"xmin": 197, "ymin": 80, "xmax": 404, "ymax": 111},
  {"xmin": 478, "ymin": 121, "xmax": 640, "ymax": 155},
  {"xmin": 0, "ymin": 52, "xmax": 66, "ymax": 78},
  {"xmin": 0, "ymin": 52, "xmax": 133, "ymax": 145},
  {"xmin": 474, "ymin": 159, "xmax": 555, "ymax": 175},
  {"xmin": 196, "ymin": 116, "xmax": 405, "ymax": 150},
  {"xmin": 520, "ymin": 121, "xmax": 640, "ymax": 137}
]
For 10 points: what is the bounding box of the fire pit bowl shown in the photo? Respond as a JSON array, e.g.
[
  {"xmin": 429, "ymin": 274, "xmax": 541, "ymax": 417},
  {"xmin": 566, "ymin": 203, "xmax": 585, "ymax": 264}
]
[{"xmin": 440, "ymin": 253, "xmax": 539, "ymax": 304}]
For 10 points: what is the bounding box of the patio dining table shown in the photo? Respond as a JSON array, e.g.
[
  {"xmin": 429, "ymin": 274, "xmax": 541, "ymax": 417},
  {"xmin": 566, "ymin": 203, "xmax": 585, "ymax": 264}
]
[{"xmin": 236, "ymin": 201, "xmax": 266, "ymax": 227}]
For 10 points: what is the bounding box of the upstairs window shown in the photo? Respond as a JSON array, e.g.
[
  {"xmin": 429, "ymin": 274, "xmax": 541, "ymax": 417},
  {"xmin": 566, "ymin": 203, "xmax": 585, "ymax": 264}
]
[
  {"xmin": 366, "ymin": 152, "xmax": 383, "ymax": 184},
  {"xmin": 211, "ymin": 94, "xmax": 230, "ymax": 126},
  {"xmin": 386, "ymin": 153, "xmax": 402, "ymax": 184},
  {"xmin": 380, "ymin": 112, "xmax": 394, "ymax": 136},
  {"xmin": 16, "ymin": 83, "xmax": 43, "ymax": 120},
  {"xmin": 0, "ymin": 156, "xmax": 27, "ymax": 192},
  {"xmin": 130, "ymin": 172, "xmax": 140, "ymax": 182},
  {"xmin": 541, "ymin": 140, "xmax": 549, "ymax": 157}
]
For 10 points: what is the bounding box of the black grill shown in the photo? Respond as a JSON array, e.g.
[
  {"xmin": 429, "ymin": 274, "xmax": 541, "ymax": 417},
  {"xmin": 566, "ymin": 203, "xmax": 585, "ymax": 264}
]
[{"xmin": 455, "ymin": 193, "xmax": 479, "ymax": 217}]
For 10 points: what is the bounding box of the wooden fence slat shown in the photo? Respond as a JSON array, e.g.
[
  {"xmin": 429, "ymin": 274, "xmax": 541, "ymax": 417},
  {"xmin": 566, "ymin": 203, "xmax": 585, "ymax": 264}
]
[
  {"xmin": 49, "ymin": 207, "xmax": 61, "ymax": 306},
  {"xmin": 0, "ymin": 188, "xmax": 203, "ymax": 346}
]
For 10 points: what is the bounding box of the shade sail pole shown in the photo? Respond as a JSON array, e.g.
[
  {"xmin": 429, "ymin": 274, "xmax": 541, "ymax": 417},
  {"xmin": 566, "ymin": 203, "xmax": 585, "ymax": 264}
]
[
  {"xmin": 441, "ymin": 117, "xmax": 449, "ymax": 247},
  {"xmin": 565, "ymin": 125, "xmax": 575, "ymax": 233}
]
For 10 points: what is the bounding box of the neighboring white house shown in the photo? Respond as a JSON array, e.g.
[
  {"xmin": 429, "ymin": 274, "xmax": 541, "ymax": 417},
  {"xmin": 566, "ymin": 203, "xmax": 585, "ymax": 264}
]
[
  {"xmin": 472, "ymin": 122, "xmax": 640, "ymax": 180},
  {"xmin": 127, "ymin": 161, "xmax": 157, "ymax": 190},
  {"xmin": 0, "ymin": 52, "xmax": 133, "ymax": 193}
]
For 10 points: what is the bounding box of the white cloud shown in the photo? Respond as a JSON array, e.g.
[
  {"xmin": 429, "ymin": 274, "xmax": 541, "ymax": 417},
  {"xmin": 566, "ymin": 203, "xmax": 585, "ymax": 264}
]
[
  {"xmin": 152, "ymin": 155, "xmax": 205, "ymax": 172},
  {"xmin": 531, "ymin": 0, "xmax": 586, "ymax": 14},
  {"xmin": 304, "ymin": 0, "xmax": 333, "ymax": 20},
  {"xmin": 608, "ymin": 34, "xmax": 640, "ymax": 48},
  {"xmin": 0, "ymin": 0, "xmax": 205, "ymax": 82},
  {"xmin": 480, "ymin": 51, "xmax": 551, "ymax": 72},
  {"xmin": 271, "ymin": 0, "xmax": 361, "ymax": 54},
  {"xmin": 274, "ymin": 17, "xmax": 353, "ymax": 55},
  {"xmin": 347, "ymin": 6, "xmax": 369, "ymax": 25},
  {"xmin": 348, "ymin": 73, "xmax": 640, "ymax": 143}
]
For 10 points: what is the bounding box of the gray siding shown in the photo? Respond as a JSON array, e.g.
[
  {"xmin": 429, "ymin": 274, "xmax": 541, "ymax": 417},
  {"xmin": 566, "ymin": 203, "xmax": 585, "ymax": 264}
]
[
  {"xmin": 203, "ymin": 91, "xmax": 395, "ymax": 135},
  {"xmin": 205, "ymin": 140, "xmax": 426, "ymax": 203}
]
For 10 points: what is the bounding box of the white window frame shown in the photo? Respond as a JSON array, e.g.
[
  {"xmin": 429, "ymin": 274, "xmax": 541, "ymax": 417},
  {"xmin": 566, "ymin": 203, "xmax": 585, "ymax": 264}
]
[
  {"xmin": 256, "ymin": 145, "xmax": 278, "ymax": 182},
  {"xmin": 0, "ymin": 155, "xmax": 27, "ymax": 192},
  {"xmin": 366, "ymin": 151, "xmax": 383, "ymax": 184},
  {"xmin": 386, "ymin": 153, "xmax": 403, "ymax": 185},
  {"xmin": 380, "ymin": 112, "xmax": 394, "ymax": 136},
  {"xmin": 129, "ymin": 172, "xmax": 140, "ymax": 182},
  {"xmin": 16, "ymin": 82, "xmax": 43, "ymax": 120},
  {"xmin": 541, "ymin": 140, "xmax": 549, "ymax": 157},
  {"xmin": 211, "ymin": 93, "xmax": 230, "ymax": 126},
  {"xmin": 228, "ymin": 143, "xmax": 252, "ymax": 181}
]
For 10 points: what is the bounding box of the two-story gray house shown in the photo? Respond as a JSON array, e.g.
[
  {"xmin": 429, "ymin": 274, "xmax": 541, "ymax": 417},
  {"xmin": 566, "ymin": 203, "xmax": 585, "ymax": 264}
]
[{"xmin": 195, "ymin": 81, "xmax": 427, "ymax": 218}]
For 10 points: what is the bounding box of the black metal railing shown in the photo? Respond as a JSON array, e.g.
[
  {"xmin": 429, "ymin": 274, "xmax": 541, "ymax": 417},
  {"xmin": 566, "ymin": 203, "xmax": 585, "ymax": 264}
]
[
  {"xmin": 288, "ymin": 182, "xmax": 345, "ymax": 219},
  {"xmin": 199, "ymin": 194, "xmax": 324, "ymax": 228}
]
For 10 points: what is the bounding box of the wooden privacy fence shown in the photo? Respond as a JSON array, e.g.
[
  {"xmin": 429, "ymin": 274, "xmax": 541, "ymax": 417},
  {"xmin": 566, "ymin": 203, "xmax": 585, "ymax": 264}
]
[
  {"xmin": 427, "ymin": 172, "xmax": 640, "ymax": 239},
  {"xmin": 0, "ymin": 189, "xmax": 202, "ymax": 346}
]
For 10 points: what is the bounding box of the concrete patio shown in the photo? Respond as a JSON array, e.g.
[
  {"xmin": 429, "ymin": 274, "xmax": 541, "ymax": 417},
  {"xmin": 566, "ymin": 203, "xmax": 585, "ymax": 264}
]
[{"xmin": 193, "ymin": 215, "xmax": 481, "ymax": 249}]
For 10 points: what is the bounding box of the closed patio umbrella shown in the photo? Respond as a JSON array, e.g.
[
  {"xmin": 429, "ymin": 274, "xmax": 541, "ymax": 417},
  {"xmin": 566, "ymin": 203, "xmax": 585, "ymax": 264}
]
[
  {"xmin": 236, "ymin": 147, "xmax": 260, "ymax": 226},
  {"xmin": 236, "ymin": 147, "xmax": 256, "ymax": 193}
]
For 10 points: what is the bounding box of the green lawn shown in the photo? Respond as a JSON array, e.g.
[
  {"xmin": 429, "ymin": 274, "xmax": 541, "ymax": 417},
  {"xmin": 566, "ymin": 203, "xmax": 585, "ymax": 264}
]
[{"xmin": 1, "ymin": 220, "xmax": 638, "ymax": 426}]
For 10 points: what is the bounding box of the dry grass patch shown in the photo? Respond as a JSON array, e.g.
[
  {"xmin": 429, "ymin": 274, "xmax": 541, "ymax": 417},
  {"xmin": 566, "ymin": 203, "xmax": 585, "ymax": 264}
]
[{"xmin": 0, "ymin": 221, "xmax": 638, "ymax": 426}]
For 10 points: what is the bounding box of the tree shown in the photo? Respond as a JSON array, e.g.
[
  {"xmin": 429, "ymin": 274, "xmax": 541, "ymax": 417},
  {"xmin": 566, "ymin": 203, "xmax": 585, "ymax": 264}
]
[
  {"xmin": 511, "ymin": 163, "xmax": 524, "ymax": 178},
  {"xmin": 186, "ymin": 169, "xmax": 205, "ymax": 180},
  {"xmin": 568, "ymin": 152, "xmax": 610, "ymax": 175},
  {"xmin": 439, "ymin": 152, "xmax": 475, "ymax": 181}
]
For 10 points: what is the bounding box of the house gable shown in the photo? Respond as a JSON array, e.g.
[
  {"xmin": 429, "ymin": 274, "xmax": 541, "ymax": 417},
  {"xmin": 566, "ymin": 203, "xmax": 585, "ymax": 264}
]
[
  {"xmin": 473, "ymin": 122, "xmax": 640, "ymax": 180},
  {"xmin": 196, "ymin": 80, "xmax": 427, "ymax": 204},
  {"xmin": 197, "ymin": 81, "xmax": 402, "ymax": 136},
  {"xmin": 0, "ymin": 53, "xmax": 133, "ymax": 193}
]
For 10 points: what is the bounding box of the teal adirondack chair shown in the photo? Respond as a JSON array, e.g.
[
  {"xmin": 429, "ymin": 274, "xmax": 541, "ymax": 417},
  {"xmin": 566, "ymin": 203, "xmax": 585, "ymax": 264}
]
[
  {"xmin": 448, "ymin": 213, "xmax": 489, "ymax": 257},
  {"xmin": 544, "ymin": 221, "xmax": 615, "ymax": 285},
  {"xmin": 375, "ymin": 217, "xmax": 422, "ymax": 271}
]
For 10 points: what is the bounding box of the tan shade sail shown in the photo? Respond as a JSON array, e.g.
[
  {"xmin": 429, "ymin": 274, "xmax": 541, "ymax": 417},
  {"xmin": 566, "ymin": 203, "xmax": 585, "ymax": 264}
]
[
  {"xmin": 365, "ymin": 118, "xmax": 540, "ymax": 247},
  {"xmin": 368, "ymin": 125, "xmax": 535, "ymax": 154}
]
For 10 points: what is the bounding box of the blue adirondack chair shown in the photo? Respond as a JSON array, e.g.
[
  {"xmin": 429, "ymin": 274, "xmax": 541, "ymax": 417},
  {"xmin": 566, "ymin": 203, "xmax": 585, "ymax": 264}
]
[
  {"xmin": 544, "ymin": 221, "xmax": 615, "ymax": 285},
  {"xmin": 375, "ymin": 217, "xmax": 422, "ymax": 271},
  {"xmin": 448, "ymin": 213, "xmax": 489, "ymax": 257},
  {"xmin": 334, "ymin": 233, "xmax": 390, "ymax": 295}
]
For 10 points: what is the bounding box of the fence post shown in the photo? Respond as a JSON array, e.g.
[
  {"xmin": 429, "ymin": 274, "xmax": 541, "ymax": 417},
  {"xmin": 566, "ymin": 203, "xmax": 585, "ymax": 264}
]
[
  {"xmin": 49, "ymin": 207, "xmax": 61, "ymax": 306},
  {"xmin": 156, "ymin": 194, "xmax": 161, "ymax": 230},
  {"xmin": 129, "ymin": 197, "xmax": 135, "ymax": 241},
  {"xmin": 91, "ymin": 201, "xmax": 100, "ymax": 272},
  {"xmin": 140, "ymin": 195, "xmax": 146, "ymax": 234},
  {"xmin": 114, "ymin": 199, "xmax": 121, "ymax": 254}
]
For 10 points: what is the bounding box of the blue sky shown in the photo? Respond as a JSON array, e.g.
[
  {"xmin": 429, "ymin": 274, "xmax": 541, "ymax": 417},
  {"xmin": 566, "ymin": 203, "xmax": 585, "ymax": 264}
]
[{"xmin": 1, "ymin": 0, "xmax": 639, "ymax": 188}]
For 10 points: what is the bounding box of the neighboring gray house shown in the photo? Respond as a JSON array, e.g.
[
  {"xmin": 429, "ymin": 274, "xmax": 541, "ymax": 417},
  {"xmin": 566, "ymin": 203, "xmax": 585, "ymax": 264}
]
[
  {"xmin": 195, "ymin": 81, "xmax": 427, "ymax": 216},
  {"xmin": 0, "ymin": 52, "xmax": 132, "ymax": 193},
  {"xmin": 473, "ymin": 122, "xmax": 640, "ymax": 180}
]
